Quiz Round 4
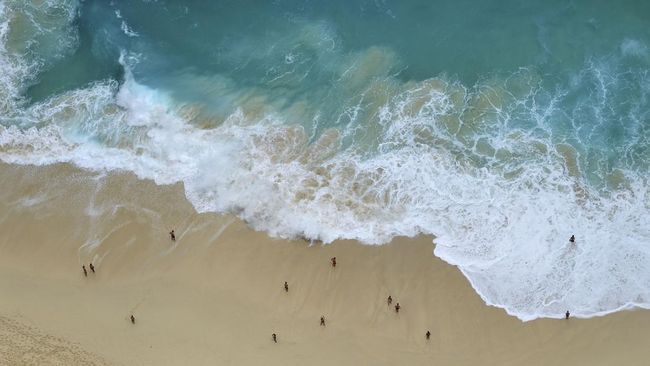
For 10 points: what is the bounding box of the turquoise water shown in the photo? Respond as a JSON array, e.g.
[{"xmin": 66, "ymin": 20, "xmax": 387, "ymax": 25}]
[{"xmin": 1, "ymin": 0, "xmax": 650, "ymax": 320}]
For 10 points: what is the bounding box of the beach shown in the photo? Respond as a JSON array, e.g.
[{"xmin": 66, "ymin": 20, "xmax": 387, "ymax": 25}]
[
  {"xmin": 2, "ymin": 1, "xmax": 650, "ymax": 364},
  {"xmin": 1, "ymin": 162, "xmax": 649, "ymax": 366},
  {"xmin": 4, "ymin": 0, "xmax": 650, "ymax": 322}
]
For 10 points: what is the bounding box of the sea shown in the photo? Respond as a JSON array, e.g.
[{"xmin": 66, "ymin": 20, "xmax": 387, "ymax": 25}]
[{"xmin": 1, "ymin": 0, "xmax": 649, "ymax": 321}]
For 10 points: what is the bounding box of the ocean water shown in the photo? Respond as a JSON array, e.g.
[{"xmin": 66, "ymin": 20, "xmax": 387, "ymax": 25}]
[{"xmin": 1, "ymin": 0, "xmax": 650, "ymax": 321}]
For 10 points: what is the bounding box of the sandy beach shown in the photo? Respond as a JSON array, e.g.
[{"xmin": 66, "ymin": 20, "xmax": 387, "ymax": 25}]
[{"xmin": 1, "ymin": 162, "xmax": 649, "ymax": 365}]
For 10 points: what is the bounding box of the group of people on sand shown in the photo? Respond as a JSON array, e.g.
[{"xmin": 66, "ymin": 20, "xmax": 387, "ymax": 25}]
[
  {"xmin": 79, "ymin": 229, "xmax": 179, "ymax": 326},
  {"xmin": 273, "ymin": 257, "xmax": 432, "ymax": 343},
  {"xmin": 81, "ymin": 262, "xmax": 138, "ymax": 323},
  {"xmin": 386, "ymin": 295, "xmax": 401, "ymax": 313},
  {"xmin": 272, "ymin": 235, "xmax": 581, "ymax": 342},
  {"xmin": 81, "ymin": 263, "xmax": 95, "ymax": 277},
  {"xmin": 81, "ymin": 229, "xmax": 578, "ymax": 337}
]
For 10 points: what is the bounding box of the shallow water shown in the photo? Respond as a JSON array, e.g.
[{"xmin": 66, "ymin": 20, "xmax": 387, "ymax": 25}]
[{"xmin": 1, "ymin": 0, "xmax": 650, "ymax": 320}]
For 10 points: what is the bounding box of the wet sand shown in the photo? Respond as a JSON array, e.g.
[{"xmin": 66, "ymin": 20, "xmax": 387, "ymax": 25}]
[{"xmin": 0, "ymin": 163, "xmax": 649, "ymax": 365}]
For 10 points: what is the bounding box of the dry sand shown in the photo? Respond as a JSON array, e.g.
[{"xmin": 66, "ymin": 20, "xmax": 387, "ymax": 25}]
[{"xmin": 0, "ymin": 162, "xmax": 649, "ymax": 365}]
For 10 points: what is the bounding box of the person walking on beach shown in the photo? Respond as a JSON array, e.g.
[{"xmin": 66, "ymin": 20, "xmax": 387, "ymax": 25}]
[
  {"xmin": 170, "ymin": 230, "xmax": 176, "ymax": 241},
  {"xmin": 331, "ymin": 257, "xmax": 336, "ymax": 267},
  {"xmin": 565, "ymin": 310, "xmax": 570, "ymax": 319},
  {"xmin": 387, "ymin": 295, "xmax": 392, "ymax": 306},
  {"xmin": 395, "ymin": 303, "xmax": 401, "ymax": 313},
  {"xmin": 284, "ymin": 281, "xmax": 289, "ymax": 292},
  {"xmin": 89, "ymin": 263, "xmax": 95, "ymax": 273},
  {"xmin": 426, "ymin": 330, "xmax": 431, "ymax": 340},
  {"xmin": 569, "ymin": 235, "xmax": 575, "ymax": 243},
  {"xmin": 320, "ymin": 316, "xmax": 326, "ymax": 326},
  {"xmin": 82, "ymin": 265, "xmax": 87, "ymax": 277},
  {"xmin": 130, "ymin": 315, "xmax": 136, "ymax": 324},
  {"xmin": 272, "ymin": 333, "xmax": 277, "ymax": 343}
]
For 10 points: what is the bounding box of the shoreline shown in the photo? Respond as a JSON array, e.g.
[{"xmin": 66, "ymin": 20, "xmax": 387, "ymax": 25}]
[{"xmin": 1, "ymin": 162, "xmax": 650, "ymax": 365}]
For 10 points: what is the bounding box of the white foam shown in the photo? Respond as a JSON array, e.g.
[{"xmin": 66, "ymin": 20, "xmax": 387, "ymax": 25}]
[
  {"xmin": 621, "ymin": 39, "xmax": 648, "ymax": 59},
  {"xmin": 120, "ymin": 21, "xmax": 139, "ymax": 38}
]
